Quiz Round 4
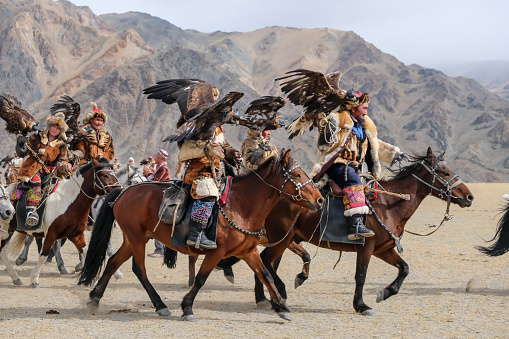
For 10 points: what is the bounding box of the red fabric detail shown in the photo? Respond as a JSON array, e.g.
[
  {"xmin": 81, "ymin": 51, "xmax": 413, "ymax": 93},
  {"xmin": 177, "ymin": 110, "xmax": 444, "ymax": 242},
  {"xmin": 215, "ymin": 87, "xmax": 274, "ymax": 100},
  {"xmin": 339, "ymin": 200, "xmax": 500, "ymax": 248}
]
[
  {"xmin": 92, "ymin": 108, "xmax": 103, "ymax": 113},
  {"xmin": 219, "ymin": 176, "xmax": 232, "ymax": 207},
  {"xmin": 369, "ymin": 182, "xmax": 378, "ymax": 200},
  {"xmin": 31, "ymin": 174, "xmax": 41, "ymax": 183},
  {"xmin": 50, "ymin": 180, "xmax": 60, "ymax": 193}
]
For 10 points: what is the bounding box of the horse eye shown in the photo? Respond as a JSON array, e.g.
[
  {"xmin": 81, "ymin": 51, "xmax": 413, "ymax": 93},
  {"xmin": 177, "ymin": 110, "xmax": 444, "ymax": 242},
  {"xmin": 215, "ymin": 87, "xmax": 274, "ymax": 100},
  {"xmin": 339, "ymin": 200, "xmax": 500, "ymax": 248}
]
[{"xmin": 293, "ymin": 173, "xmax": 301, "ymax": 178}]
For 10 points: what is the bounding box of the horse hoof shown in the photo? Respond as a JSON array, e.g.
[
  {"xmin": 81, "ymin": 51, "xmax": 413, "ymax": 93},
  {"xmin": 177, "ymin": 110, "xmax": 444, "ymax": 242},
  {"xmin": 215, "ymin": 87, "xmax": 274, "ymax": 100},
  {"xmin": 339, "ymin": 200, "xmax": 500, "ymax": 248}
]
[
  {"xmin": 59, "ymin": 266, "xmax": 70, "ymax": 275},
  {"xmin": 15, "ymin": 258, "xmax": 26, "ymax": 266},
  {"xmin": 256, "ymin": 299, "xmax": 272, "ymax": 310},
  {"xmin": 87, "ymin": 299, "xmax": 99, "ymax": 310},
  {"xmin": 156, "ymin": 308, "xmax": 171, "ymax": 317},
  {"xmin": 44, "ymin": 261, "xmax": 52, "ymax": 267},
  {"xmin": 294, "ymin": 277, "xmax": 305, "ymax": 289},
  {"xmin": 31, "ymin": 283, "xmax": 40, "ymax": 289},
  {"xmin": 74, "ymin": 264, "xmax": 83, "ymax": 272},
  {"xmin": 277, "ymin": 312, "xmax": 292, "ymax": 321},
  {"xmin": 361, "ymin": 309, "xmax": 374, "ymax": 316},
  {"xmin": 12, "ymin": 279, "xmax": 23, "ymax": 286},
  {"xmin": 114, "ymin": 271, "xmax": 125, "ymax": 279},
  {"xmin": 376, "ymin": 290, "xmax": 385, "ymax": 303},
  {"xmin": 224, "ymin": 274, "xmax": 234, "ymax": 284},
  {"xmin": 182, "ymin": 314, "xmax": 196, "ymax": 321}
]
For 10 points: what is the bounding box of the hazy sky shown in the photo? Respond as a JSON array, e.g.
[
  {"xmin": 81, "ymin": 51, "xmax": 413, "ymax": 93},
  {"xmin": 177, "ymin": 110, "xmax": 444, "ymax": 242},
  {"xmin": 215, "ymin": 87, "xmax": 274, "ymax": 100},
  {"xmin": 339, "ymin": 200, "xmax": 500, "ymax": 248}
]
[{"xmin": 69, "ymin": 0, "xmax": 509, "ymax": 70}]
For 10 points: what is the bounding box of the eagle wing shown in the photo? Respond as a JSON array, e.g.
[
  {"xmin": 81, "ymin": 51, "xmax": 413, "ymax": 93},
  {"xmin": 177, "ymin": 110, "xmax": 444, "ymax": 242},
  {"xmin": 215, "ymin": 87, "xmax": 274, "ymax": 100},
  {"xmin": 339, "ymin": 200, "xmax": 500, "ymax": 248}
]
[
  {"xmin": 236, "ymin": 96, "xmax": 286, "ymax": 131},
  {"xmin": 163, "ymin": 91, "xmax": 244, "ymax": 143},
  {"xmin": 50, "ymin": 95, "xmax": 81, "ymax": 141},
  {"xmin": 143, "ymin": 79, "xmax": 216, "ymax": 119},
  {"xmin": 0, "ymin": 94, "xmax": 38, "ymax": 134},
  {"xmin": 275, "ymin": 69, "xmax": 346, "ymax": 138}
]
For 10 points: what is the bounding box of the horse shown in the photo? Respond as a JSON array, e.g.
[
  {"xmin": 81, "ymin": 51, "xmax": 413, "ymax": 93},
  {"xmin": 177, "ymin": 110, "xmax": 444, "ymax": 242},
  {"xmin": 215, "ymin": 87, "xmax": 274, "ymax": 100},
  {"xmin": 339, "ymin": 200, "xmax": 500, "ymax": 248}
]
[
  {"xmin": 0, "ymin": 159, "xmax": 121, "ymax": 287},
  {"xmin": 0, "ymin": 185, "xmax": 15, "ymax": 235},
  {"xmin": 78, "ymin": 149, "xmax": 324, "ymax": 321},
  {"xmin": 477, "ymin": 200, "xmax": 509, "ymax": 257},
  {"xmin": 225, "ymin": 148, "xmax": 474, "ymax": 315}
]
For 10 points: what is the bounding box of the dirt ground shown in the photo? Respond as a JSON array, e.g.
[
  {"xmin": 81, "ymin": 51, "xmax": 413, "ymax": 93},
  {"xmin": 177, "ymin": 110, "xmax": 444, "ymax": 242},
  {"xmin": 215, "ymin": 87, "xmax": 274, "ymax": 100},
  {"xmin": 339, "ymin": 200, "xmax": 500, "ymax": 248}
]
[{"xmin": 0, "ymin": 183, "xmax": 508, "ymax": 338}]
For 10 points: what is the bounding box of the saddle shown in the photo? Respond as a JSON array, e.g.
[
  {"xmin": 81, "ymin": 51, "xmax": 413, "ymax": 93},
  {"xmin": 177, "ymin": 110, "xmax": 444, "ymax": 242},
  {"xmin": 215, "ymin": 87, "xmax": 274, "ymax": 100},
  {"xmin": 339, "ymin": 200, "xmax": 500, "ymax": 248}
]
[{"xmin": 14, "ymin": 178, "xmax": 60, "ymax": 232}]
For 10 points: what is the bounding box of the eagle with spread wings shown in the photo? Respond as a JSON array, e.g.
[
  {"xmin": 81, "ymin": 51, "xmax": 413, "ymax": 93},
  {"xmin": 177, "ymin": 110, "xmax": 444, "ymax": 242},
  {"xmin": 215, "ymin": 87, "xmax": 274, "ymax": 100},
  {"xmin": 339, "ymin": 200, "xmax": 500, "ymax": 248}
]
[
  {"xmin": 233, "ymin": 96, "xmax": 286, "ymax": 131},
  {"xmin": 275, "ymin": 69, "xmax": 348, "ymax": 139},
  {"xmin": 0, "ymin": 94, "xmax": 39, "ymax": 134},
  {"xmin": 50, "ymin": 95, "xmax": 82, "ymax": 142}
]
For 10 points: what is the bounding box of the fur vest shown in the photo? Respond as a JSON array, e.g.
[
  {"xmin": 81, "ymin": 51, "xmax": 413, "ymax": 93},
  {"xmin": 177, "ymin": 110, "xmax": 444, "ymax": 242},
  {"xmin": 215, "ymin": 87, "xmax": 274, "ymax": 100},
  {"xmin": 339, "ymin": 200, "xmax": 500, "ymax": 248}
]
[
  {"xmin": 311, "ymin": 110, "xmax": 400, "ymax": 180},
  {"xmin": 241, "ymin": 129, "xmax": 278, "ymax": 169},
  {"xmin": 18, "ymin": 132, "xmax": 69, "ymax": 181},
  {"xmin": 74, "ymin": 124, "xmax": 114, "ymax": 163}
]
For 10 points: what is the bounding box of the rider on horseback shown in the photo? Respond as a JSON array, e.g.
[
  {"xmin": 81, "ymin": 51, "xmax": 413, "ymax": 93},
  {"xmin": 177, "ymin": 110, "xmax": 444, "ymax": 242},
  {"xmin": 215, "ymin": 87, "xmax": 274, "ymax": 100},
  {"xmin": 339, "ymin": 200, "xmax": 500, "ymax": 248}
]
[
  {"xmin": 17, "ymin": 113, "xmax": 71, "ymax": 227},
  {"xmin": 312, "ymin": 90, "xmax": 407, "ymax": 240},
  {"xmin": 73, "ymin": 102, "xmax": 115, "ymax": 164}
]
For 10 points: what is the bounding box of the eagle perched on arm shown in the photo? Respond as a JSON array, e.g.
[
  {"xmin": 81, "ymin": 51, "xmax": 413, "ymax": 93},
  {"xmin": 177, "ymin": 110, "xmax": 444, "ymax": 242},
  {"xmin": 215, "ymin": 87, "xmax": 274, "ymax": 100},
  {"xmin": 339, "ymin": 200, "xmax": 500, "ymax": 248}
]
[
  {"xmin": 231, "ymin": 96, "xmax": 286, "ymax": 132},
  {"xmin": 143, "ymin": 78, "xmax": 244, "ymax": 142},
  {"xmin": 275, "ymin": 69, "xmax": 347, "ymax": 139},
  {"xmin": 0, "ymin": 94, "xmax": 38, "ymax": 134}
]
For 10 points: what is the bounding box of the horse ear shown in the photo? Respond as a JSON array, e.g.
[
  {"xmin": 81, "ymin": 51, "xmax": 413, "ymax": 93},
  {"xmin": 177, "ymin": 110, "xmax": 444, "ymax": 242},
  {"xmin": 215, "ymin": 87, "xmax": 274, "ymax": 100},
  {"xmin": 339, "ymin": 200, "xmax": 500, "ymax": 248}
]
[
  {"xmin": 426, "ymin": 147, "xmax": 434, "ymax": 164},
  {"xmin": 281, "ymin": 149, "xmax": 291, "ymax": 167},
  {"xmin": 437, "ymin": 151, "xmax": 445, "ymax": 162}
]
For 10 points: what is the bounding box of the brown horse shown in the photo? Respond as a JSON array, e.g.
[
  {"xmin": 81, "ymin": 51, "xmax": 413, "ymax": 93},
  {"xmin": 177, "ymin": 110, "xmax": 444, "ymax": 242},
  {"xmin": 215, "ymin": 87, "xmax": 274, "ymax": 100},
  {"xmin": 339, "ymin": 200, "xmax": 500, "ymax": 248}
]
[
  {"xmin": 78, "ymin": 150, "xmax": 323, "ymax": 321},
  {"xmin": 0, "ymin": 159, "xmax": 120, "ymax": 287},
  {"xmin": 239, "ymin": 148, "xmax": 474, "ymax": 315}
]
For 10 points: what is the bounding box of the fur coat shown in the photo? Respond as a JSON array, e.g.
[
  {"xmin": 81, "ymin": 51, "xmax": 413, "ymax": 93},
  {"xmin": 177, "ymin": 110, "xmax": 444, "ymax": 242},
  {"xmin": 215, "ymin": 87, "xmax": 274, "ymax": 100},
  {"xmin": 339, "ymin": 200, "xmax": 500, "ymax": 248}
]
[
  {"xmin": 311, "ymin": 110, "xmax": 401, "ymax": 180},
  {"xmin": 18, "ymin": 132, "xmax": 69, "ymax": 181},
  {"xmin": 73, "ymin": 124, "xmax": 114, "ymax": 163},
  {"xmin": 241, "ymin": 129, "xmax": 278, "ymax": 169}
]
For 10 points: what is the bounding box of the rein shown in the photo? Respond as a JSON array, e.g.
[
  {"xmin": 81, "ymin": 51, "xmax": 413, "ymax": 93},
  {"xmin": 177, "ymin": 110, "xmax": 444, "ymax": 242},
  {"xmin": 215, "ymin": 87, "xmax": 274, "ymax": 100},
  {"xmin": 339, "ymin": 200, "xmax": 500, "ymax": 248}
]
[{"xmin": 71, "ymin": 165, "xmax": 122, "ymax": 200}]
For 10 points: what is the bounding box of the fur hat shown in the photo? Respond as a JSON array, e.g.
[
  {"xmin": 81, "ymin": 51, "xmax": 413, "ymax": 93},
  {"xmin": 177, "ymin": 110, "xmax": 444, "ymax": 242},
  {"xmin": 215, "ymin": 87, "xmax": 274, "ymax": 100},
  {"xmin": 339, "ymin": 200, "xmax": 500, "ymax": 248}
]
[
  {"xmin": 84, "ymin": 102, "xmax": 108, "ymax": 124},
  {"xmin": 43, "ymin": 112, "xmax": 68, "ymax": 140},
  {"xmin": 344, "ymin": 91, "xmax": 370, "ymax": 111}
]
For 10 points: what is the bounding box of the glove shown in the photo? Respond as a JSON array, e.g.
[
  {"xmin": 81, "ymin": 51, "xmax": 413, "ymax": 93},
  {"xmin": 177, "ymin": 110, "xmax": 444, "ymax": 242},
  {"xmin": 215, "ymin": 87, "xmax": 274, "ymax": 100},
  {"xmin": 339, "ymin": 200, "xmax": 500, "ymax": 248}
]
[
  {"xmin": 395, "ymin": 152, "xmax": 410, "ymax": 162},
  {"xmin": 16, "ymin": 135, "xmax": 28, "ymax": 157}
]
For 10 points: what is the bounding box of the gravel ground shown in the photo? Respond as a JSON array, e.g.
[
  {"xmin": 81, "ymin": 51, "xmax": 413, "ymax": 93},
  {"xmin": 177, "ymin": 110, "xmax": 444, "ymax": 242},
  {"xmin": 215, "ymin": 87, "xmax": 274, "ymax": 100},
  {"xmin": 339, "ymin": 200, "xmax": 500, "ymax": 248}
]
[{"xmin": 0, "ymin": 183, "xmax": 507, "ymax": 338}]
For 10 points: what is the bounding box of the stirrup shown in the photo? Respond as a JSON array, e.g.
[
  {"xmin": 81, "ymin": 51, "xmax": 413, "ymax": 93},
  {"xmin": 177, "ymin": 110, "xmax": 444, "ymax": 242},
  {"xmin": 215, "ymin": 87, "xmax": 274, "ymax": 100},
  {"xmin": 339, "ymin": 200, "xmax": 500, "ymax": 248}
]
[{"xmin": 26, "ymin": 211, "xmax": 39, "ymax": 227}]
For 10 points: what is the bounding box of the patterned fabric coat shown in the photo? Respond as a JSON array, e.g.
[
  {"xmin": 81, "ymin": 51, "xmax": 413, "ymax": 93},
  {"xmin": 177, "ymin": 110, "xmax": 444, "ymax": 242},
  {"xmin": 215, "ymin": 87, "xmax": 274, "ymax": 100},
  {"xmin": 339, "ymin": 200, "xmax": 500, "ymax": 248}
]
[
  {"xmin": 311, "ymin": 110, "xmax": 401, "ymax": 180},
  {"xmin": 74, "ymin": 124, "xmax": 114, "ymax": 163},
  {"xmin": 17, "ymin": 132, "xmax": 69, "ymax": 181}
]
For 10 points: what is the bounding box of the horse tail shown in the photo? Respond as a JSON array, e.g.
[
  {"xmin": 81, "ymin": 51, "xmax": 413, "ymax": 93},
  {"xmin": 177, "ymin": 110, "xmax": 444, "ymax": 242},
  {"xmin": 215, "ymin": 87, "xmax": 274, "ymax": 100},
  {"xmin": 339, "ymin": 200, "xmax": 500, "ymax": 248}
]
[
  {"xmin": 216, "ymin": 256, "xmax": 241, "ymax": 270},
  {"xmin": 477, "ymin": 201, "xmax": 509, "ymax": 257},
  {"xmin": 163, "ymin": 246, "xmax": 177, "ymax": 269},
  {"xmin": 78, "ymin": 188, "xmax": 121, "ymax": 286},
  {"xmin": 2, "ymin": 232, "xmax": 27, "ymax": 261}
]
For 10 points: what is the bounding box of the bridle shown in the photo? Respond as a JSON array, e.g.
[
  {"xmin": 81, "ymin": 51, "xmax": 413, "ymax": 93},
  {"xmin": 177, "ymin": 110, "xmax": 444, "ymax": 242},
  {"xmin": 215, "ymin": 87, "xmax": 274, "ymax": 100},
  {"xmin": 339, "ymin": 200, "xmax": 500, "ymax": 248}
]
[
  {"xmin": 93, "ymin": 166, "xmax": 122, "ymax": 198},
  {"xmin": 0, "ymin": 186, "xmax": 9, "ymax": 200}
]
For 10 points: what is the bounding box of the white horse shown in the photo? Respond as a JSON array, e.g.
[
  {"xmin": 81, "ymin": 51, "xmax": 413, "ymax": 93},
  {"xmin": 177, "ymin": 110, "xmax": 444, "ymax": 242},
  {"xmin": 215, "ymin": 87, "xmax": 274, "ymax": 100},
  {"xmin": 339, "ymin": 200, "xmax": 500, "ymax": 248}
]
[{"xmin": 0, "ymin": 185, "xmax": 15, "ymax": 241}]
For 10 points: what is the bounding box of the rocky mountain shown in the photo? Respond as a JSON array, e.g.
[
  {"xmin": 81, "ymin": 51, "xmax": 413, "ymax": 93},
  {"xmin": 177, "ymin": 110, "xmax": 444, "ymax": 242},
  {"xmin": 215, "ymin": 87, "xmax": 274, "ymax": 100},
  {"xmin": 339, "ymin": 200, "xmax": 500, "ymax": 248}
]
[{"xmin": 1, "ymin": 0, "xmax": 508, "ymax": 182}]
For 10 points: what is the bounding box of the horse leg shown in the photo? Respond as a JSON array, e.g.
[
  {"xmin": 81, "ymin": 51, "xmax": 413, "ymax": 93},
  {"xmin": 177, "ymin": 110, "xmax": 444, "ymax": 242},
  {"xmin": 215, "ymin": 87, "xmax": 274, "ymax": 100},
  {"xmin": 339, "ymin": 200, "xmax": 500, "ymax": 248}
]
[
  {"xmin": 68, "ymin": 233, "xmax": 87, "ymax": 272},
  {"xmin": 0, "ymin": 235, "xmax": 23, "ymax": 285},
  {"xmin": 287, "ymin": 241, "xmax": 311, "ymax": 289},
  {"xmin": 374, "ymin": 249, "xmax": 409, "ymax": 303},
  {"xmin": 15, "ymin": 235, "xmax": 34, "ymax": 266},
  {"xmin": 188, "ymin": 255, "xmax": 198, "ymax": 287},
  {"xmin": 181, "ymin": 252, "xmax": 225, "ymax": 321},
  {"xmin": 353, "ymin": 246, "xmax": 374, "ymax": 315},
  {"xmin": 130, "ymin": 240, "xmax": 171, "ymax": 317},
  {"xmin": 30, "ymin": 236, "xmax": 56, "ymax": 288},
  {"xmin": 51, "ymin": 240, "xmax": 70, "ymax": 275},
  {"xmin": 107, "ymin": 240, "xmax": 124, "ymax": 279},
  {"xmin": 88, "ymin": 236, "xmax": 133, "ymax": 310},
  {"xmin": 242, "ymin": 249, "xmax": 292, "ymax": 321}
]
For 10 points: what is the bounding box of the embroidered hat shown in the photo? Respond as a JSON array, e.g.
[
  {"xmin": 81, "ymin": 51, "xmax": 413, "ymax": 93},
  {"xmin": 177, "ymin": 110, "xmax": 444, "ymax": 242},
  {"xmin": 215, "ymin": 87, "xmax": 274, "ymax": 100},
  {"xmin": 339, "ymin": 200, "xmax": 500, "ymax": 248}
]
[{"xmin": 157, "ymin": 149, "xmax": 168, "ymax": 159}]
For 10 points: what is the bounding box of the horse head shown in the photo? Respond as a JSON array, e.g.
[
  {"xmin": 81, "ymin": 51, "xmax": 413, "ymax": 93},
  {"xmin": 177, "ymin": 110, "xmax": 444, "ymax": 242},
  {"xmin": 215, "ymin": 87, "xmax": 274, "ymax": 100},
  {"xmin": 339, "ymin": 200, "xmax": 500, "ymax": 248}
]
[
  {"xmin": 0, "ymin": 185, "xmax": 14, "ymax": 221},
  {"xmin": 276, "ymin": 149, "xmax": 324, "ymax": 211},
  {"xmin": 414, "ymin": 147, "xmax": 474, "ymax": 208},
  {"xmin": 78, "ymin": 159, "xmax": 121, "ymax": 197}
]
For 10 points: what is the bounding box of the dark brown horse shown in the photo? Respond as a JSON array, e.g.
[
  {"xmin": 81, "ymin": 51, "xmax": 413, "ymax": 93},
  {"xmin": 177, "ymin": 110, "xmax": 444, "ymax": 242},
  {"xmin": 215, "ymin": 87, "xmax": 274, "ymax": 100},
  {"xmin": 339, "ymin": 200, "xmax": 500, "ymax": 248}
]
[
  {"xmin": 237, "ymin": 148, "xmax": 474, "ymax": 315},
  {"xmin": 0, "ymin": 159, "xmax": 120, "ymax": 287},
  {"xmin": 78, "ymin": 150, "xmax": 323, "ymax": 321}
]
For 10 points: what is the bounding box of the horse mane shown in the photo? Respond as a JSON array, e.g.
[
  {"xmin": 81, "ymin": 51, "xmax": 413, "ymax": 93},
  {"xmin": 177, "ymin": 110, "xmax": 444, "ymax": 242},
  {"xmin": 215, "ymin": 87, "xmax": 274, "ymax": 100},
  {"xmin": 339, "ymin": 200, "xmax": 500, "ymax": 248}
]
[
  {"xmin": 382, "ymin": 153, "xmax": 430, "ymax": 182},
  {"xmin": 116, "ymin": 165, "xmax": 139, "ymax": 177},
  {"xmin": 78, "ymin": 158, "xmax": 113, "ymax": 175},
  {"xmin": 235, "ymin": 155, "xmax": 279, "ymax": 181}
]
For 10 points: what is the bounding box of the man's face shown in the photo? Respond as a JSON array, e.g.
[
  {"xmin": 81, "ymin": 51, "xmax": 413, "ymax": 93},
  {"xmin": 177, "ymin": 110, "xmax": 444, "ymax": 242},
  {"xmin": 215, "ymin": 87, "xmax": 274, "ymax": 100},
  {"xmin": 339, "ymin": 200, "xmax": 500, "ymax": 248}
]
[
  {"xmin": 154, "ymin": 154, "xmax": 164, "ymax": 164},
  {"xmin": 90, "ymin": 117, "xmax": 104, "ymax": 130},
  {"xmin": 351, "ymin": 103, "xmax": 369, "ymax": 120}
]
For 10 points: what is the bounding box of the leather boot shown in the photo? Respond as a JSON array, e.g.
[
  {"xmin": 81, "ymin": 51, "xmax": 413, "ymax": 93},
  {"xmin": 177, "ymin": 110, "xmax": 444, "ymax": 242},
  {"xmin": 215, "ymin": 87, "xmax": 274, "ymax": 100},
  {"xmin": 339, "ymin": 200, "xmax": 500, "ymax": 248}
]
[
  {"xmin": 186, "ymin": 228, "xmax": 217, "ymax": 250},
  {"xmin": 347, "ymin": 214, "xmax": 374, "ymax": 240},
  {"xmin": 26, "ymin": 207, "xmax": 39, "ymax": 227}
]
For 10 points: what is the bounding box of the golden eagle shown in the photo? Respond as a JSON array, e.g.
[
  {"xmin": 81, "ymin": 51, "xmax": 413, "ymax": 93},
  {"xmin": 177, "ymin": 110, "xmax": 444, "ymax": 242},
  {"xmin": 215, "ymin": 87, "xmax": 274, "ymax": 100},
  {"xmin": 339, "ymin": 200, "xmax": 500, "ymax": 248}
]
[
  {"xmin": 233, "ymin": 96, "xmax": 286, "ymax": 131},
  {"xmin": 275, "ymin": 69, "xmax": 347, "ymax": 139},
  {"xmin": 0, "ymin": 94, "xmax": 38, "ymax": 134},
  {"xmin": 143, "ymin": 78, "xmax": 218, "ymax": 125},
  {"xmin": 163, "ymin": 91, "xmax": 244, "ymax": 143},
  {"xmin": 50, "ymin": 95, "xmax": 82, "ymax": 142}
]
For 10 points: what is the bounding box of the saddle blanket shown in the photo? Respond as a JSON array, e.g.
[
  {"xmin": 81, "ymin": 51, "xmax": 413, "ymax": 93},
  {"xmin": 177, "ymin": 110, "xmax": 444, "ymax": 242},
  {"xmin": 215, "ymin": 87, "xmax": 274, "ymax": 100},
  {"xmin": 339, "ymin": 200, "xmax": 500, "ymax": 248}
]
[{"xmin": 319, "ymin": 189, "xmax": 365, "ymax": 245}]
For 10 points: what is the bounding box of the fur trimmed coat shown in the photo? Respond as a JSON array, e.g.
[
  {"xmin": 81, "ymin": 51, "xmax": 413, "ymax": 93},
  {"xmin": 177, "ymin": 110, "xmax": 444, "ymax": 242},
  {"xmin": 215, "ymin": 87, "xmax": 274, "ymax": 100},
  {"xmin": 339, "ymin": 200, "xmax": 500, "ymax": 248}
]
[
  {"xmin": 18, "ymin": 132, "xmax": 69, "ymax": 181},
  {"xmin": 311, "ymin": 110, "xmax": 401, "ymax": 180},
  {"xmin": 74, "ymin": 124, "xmax": 114, "ymax": 163},
  {"xmin": 241, "ymin": 129, "xmax": 278, "ymax": 169}
]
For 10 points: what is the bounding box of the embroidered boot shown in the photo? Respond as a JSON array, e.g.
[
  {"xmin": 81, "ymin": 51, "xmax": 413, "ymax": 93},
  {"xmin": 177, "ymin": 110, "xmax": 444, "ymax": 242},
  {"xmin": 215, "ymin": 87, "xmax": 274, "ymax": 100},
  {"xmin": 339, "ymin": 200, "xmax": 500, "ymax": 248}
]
[
  {"xmin": 26, "ymin": 207, "xmax": 39, "ymax": 227},
  {"xmin": 347, "ymin": 214, "xmax": 374, "ymax": 240}
]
